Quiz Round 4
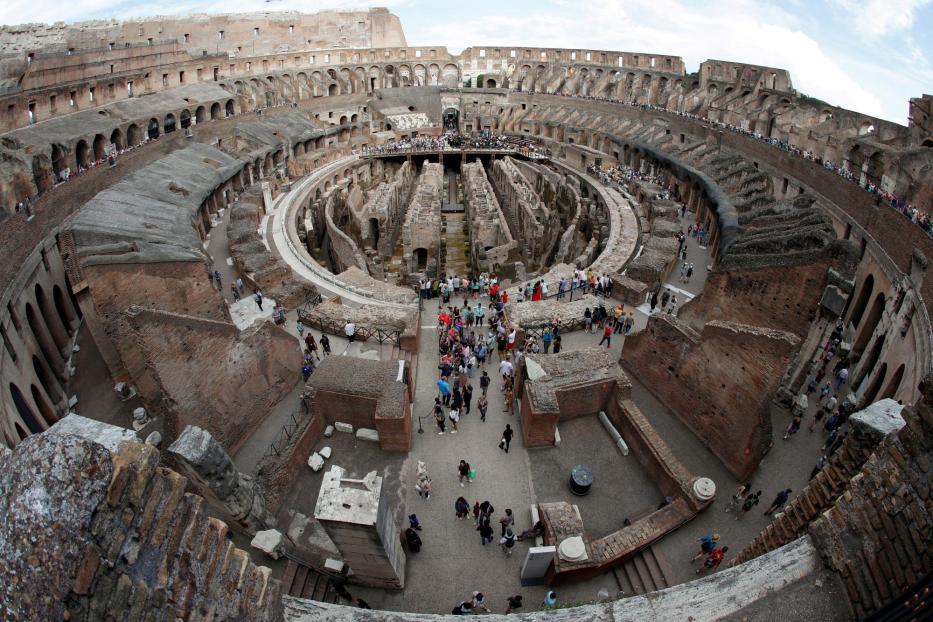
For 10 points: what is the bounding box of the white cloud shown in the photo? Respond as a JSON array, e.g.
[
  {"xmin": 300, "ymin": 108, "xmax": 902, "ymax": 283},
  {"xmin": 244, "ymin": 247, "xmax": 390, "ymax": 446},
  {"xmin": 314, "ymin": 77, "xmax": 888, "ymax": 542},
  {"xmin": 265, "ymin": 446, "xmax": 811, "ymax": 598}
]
[{"xmin": 832, "ymin": 0, "xmax": 933, "ymax": 37}]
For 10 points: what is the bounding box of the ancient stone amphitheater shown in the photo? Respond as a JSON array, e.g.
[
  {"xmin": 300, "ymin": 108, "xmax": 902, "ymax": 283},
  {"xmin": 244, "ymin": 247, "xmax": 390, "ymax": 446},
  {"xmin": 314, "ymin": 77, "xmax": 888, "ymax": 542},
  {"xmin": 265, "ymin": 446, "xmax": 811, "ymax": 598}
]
[{"xmin": 0, "ymin": 8, "xmax": 930, "ymax": 622}]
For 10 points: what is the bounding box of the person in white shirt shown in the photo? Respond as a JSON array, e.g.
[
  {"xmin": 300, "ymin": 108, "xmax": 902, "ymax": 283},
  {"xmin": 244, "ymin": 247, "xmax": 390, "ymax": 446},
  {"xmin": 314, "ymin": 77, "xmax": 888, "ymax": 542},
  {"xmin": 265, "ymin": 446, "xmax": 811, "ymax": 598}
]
[
  {"xmin": 344, "ymin": 320, "xmax": 356, "ymax": 342},
  {"xmin": 499, "ymin": 359, "xmax": 513, "ymax": 379}
]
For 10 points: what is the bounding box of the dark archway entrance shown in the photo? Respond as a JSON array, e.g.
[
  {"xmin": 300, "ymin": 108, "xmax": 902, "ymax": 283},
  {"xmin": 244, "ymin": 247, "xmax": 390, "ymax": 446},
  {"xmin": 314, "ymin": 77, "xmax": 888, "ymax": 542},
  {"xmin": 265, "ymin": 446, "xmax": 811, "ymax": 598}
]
[
  {"xmin": 147, "ymin": 118, "xmax": 160, "ymax": 139},
  {"xmin": 30, "ymin": 385, "xmax": 57, "ymax": 426},
  {"xmin": 164, "ymin": 113, "xmax": 177, "ymax": 134},
  {"xmin": 414, "ymin": 248, "xmax": 428, "ymax": 270},
  {"xmin": 369, "ymin": 218, "xmax": 380, "ymax": 248},
  {"xmin": 881, "ymin": 364, "xmax": 905, "ymax": 401},
  {"xmin": 848, "ymin": 274, "xmax": 874, "ymax": 328},
  {"xmin": 75, "ymin": 140, "xmax": 90, "ymax": 168},
  {"xmin": 443, "ymin": 108, "xmax": 459, "ymax": 132},
  {"xmin": 862, "ymin": 363, "xmax": 887, "ymax": 405},
  {"xmin": 225, "ymin": 99, "xmax": 235, "ymax": 116},
  {"xmin": 9, "ymin": 383, "xmax": 43, "ymax": 434},
  {"xmin": 180, "ymin": 109, "xmax": 191, "ymax": 129}
]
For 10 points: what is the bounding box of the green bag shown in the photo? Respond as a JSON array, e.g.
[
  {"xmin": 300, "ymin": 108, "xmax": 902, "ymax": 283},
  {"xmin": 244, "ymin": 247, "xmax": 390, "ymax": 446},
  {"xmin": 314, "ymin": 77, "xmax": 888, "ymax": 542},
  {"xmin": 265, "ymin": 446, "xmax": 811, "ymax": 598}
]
[{"xmin": 469, "ymin": 468, "xmax": 476, "ymax": 480}]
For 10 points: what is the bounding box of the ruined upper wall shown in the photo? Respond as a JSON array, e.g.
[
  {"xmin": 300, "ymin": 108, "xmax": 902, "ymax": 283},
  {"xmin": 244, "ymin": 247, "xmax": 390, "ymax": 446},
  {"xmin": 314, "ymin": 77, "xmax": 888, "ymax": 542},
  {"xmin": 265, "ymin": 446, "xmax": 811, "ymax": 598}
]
[{"xmin": 0, "ymin": 9, "xmax": 405, "ymax": 57}]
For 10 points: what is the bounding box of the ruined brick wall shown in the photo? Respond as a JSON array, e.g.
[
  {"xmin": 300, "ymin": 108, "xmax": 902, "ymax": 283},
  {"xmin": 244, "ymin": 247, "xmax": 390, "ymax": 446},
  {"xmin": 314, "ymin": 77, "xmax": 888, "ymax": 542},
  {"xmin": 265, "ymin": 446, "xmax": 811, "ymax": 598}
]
[
  {"xmin": 519, "ymin": 391, "xmax": 559, "ymax": 448},
  {"xmin": 554, "ymin": 381, "xmax": 616, "ymax": 420},
  {"xmin": 806, "ymin": 387, "xmax": 933, "ymax": 619},
  {"xmin": 0, "ymin": 434, "xmax": 282, "ymax": 621},
  {"xmin": 678, "ymin": 256, "xmax": 849, "ymax": 337},
  {"xmin": 622, "ymin": 315, "xmax": 799, "ymax": 479},
  {"xmin": 374, "ymin": 401, "xmax": 411, "ymax": 453},
  {"xmin": 255, "ymin": 409, "xmax": 325, "ymax": 514},
  {"xmin": 305, "ymin": 387, "xmax": 378, "ymax": 431},
  {"xmin": 119, "ymin": 308, "xmax": 301, "ymax": 454}
]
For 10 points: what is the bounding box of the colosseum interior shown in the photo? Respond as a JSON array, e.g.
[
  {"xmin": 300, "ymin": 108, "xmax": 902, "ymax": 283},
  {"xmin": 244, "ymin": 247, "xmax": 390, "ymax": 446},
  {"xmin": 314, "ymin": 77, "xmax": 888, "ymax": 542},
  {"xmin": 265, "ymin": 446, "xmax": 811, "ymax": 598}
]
[{"xmin": 0, "ymin": 7, "xmax": 931, "ymax": 621}]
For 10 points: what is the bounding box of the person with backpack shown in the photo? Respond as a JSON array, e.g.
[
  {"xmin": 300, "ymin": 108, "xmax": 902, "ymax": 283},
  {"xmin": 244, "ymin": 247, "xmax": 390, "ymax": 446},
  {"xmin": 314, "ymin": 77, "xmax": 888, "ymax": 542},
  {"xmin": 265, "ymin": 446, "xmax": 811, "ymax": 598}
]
[{"xmin": 500, "ymin": 528, "xmax": 516, "ymax": 556}]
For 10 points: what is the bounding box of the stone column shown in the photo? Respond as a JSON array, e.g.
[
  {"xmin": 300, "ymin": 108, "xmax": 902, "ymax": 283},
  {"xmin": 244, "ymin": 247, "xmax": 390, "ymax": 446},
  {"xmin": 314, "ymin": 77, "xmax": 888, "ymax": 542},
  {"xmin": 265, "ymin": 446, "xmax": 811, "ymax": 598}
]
[{"xmin": 168, "ymin": 425, "xmax": 274, "ymax": 535}]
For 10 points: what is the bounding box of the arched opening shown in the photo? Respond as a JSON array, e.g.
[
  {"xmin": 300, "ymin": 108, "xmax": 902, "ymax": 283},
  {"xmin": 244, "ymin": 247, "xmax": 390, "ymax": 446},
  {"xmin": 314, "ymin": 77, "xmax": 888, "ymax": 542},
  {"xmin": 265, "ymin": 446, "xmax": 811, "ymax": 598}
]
[
  {"xmin": 15, "ymin": 422, "xmax": 28, "ymax": 441},
  {"xmin": 369, "ymin": 218, "xmax": 380, "ymax": 247},
  {"xmin": 75, "ymin": 140, "xmax": 90, "ymax": 168},
  {"xmin": 180, "ymin": 109, "xmax": 191, "ymax": 129},
  {"xmin": 385, "ymin": 123, "xmax": 392, "ymax": 131},
  {"xmin": 52, "ymin": 285, "xmax": 76, "ymax": 331},
  {"xmin": 328, "ymin": 84, "xmax": 339, "ymax": 97},
  {"xmin": 110, "ymin": 128, "xmax": 124, "ymax": 151},
  {"xmin": 32, "ymin": 355, "xmax": 62, "ymax": 403},
  {"xmin": 848, "ymin": 274, "xmax": 874, "ymax": 328},
  {"xmin": 486, "ymin": 78, "xmax": 497, "ymax": 88},
  {"xmin": 854, "ymin": 292, "xmax": 885, "ymax": 353},
  {"xmin": 855, "ymin": 333, "xmax": 885, "ymax": 387},
  {"xmin": 9, "ymin": 383, "xmax": 43, "ymax": 435},
  {"xmin": 32, "ymin": 155, "xmax": 53, "ymax": 193},
  {"xmin": 862, "ymin": 363, "xmax": 887, "ymax": 405},
  {"xmin": 351, "ymin": 113, "xmax": 358, "ymax": 122},
  {"xmin": 35, "ymin": 284, "xmax": 68, "ymax": 351},
  {"xmin": 147, "ymin": 118, "xmax": 160, "ymax": 139},
  {"xmin": 225, "ymin": 99, "xmax": 235, "ymax": 116},
  {"xmin": 25, "ymin": 302, "xmax": 60, "ymax": 374},
  {"xmin": 127, "ymin": 124, "xmax": 141, "ymax": 146},
  {"xmin": 51, "ymin": 144, "xmax": 67, "ymax": 177},
  {"xmin": 339, "ymin": 115, "xmax": 348, "ymax": 125},
  {"xmin": 210, "ymin": 103, "xmax": 221, "ymax": 120},
  {"xmin": 196, "ymin": 106, "xmax": 207, "ymax": 123},
  {"xmin": 30, "ymin": 385, "xmax": 57, "ymax": 426},
  {"xmin": 164, "ymin": 113, "xmax": 177, "ymax": 134},
  {"xmin": 880, "ymin": 363, "xmax": 905, "ymax": 401},
  {"xmin": 414, "ymin": 248, "xmax": 428, "ymax": 270},
  {"xmin": 92, "ymin": 134, "xmax": 107, "ymax": 160}
]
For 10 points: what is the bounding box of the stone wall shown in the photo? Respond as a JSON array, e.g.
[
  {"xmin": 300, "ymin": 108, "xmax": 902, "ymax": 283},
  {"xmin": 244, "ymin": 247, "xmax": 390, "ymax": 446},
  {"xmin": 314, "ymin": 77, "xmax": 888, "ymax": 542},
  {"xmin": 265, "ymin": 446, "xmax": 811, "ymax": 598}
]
[
  {"xmin": 401, "ymin": 161, "xmax": 443, "ymax": 273},
  {"xmin": 0, "ymin": 434, "xmax": 282, "ymax": 621},
  {"xmin": 353, "ymin": 160, "xmax": 414, "ymax": 256},
  {"xmin": 489, "ymin": 156, "xmax": 555, "ymax": 271},
  {"xmin": 461, "ymin": 160, "xmax": 516, "ymax": 272},
  {"xmin": 255, "ymin": 407, "xmax": 326, "ymax": 514},
  {"xmin": 622, "ymin": 315, "xmax": 800, "ymax": 479},
  {"xmin": 118, "ymin": 307, "xmax": 301, "ymax": 454}
]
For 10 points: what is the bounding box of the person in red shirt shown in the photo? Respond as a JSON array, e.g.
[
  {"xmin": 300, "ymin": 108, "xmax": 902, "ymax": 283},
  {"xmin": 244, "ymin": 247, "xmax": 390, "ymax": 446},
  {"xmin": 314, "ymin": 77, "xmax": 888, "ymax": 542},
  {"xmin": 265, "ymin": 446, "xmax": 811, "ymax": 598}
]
[
  {"xmin": 598, "ymin": 323, "xmax": 613, "ymax": 347},
  {"xmin": 490, "ymin": 283, "xmax": 499, "ymax": 301},
  {"xmin": 696, "ymin": 546, "xmax": 728, "ymax": 574},
  {"xmin": 501, "ymin": 290, "xmax": 509, "ymax": 304}
]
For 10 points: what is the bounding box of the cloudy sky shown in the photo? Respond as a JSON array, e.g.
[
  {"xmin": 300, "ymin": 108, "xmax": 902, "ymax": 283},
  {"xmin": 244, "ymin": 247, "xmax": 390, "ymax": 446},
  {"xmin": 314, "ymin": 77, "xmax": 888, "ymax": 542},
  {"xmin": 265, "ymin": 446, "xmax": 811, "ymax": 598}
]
[{"xmin": 2, "ymin": 0, "xmax": 930, "ymax": 124}]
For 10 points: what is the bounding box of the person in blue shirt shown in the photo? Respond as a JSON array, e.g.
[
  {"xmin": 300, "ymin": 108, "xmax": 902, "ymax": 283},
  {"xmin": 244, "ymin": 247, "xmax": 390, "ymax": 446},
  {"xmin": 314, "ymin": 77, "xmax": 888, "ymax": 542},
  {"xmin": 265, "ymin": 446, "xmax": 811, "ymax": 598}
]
[{"xmin": 437, "ymin": 376, "xmax": 452, "ymax": 405}]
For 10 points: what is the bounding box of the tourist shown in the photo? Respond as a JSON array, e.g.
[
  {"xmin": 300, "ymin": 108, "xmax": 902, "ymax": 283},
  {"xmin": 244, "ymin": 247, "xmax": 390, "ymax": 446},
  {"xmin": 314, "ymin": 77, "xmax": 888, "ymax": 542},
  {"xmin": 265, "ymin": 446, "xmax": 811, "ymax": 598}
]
[
  {"xmin": 499, "ymin": 357, "xmax": 514, "ymax": 382},
  {"xmin": 500, "ymin": 528, "xmax": 516, "ymax": 556},
  {"xmin": 473, "ymin": 501, "xmax": 481, "ymax": 525},
  {"xmin": 480, "ymin": 371, "xmax": 490, "ymax": 395},
  {"xmin": 304, "ymin": 333, "xmax": 319, "ymax": 359},
  {"xmin": 434, "ymin": 403, "xmax": 447, "ymax": 435},
  {"xmin": 236, "ymin": 277, "xmax": 244, "ymax": 294},
  {"xmin": 254, "ymin": 290, "xmax": 263, "ymax": 310},
  {"xmin": 458, "ymin": 459, "xmax": 471, "ymax": 486},
  {"xmin": 471, "ymin": 592, "xmax": 490, "ymax": 613},
  {"xmin": 691, "ymin": 533, "xmax": 720, "ymax": 562},
  {"xmin": 810, "ymin": 455, "xmax": 828, "ymax": 480},
  {"xmin": 782, "ymin": 415, "xmax": 802, "ymax": 439},
  {"xmin": 320, "ymin": 334, "xmax": 331, "ymax": 355},
  {"xmin": 478, "ymin": 394, "xmax": 488, "ymax": 422},
  {"xmin": 405, "ymin": 527, "xmax": 422, "ymax": 552},
  {"xmin": 517, "ymin": 521, "xmax": 544, "ymax": 542},
  {"xmin": 408, "ymin": 514, "xmax": 423, "ymax": 531},
  {"xmin": 696, "ymin": 546, "xmax": 728, "ymax": 574},
  {"xmin": 505, "ymin": 594, "xmax": 523, "ymax": 614},
  {"xmin": 449, "ymin": 406, "xmax": 460, "ymax": 433},
  {"xmin": 504, "ymin": 385, "xmax": 514, "ymax": 415},
  {"xmin": 230, "ymin": 282, "xmax": 240, "ymax": 301},
  {"xmin": 553, "ymin": 335, "xmax": 562, "ymax": 354},
  {"xmin": 437, "ymin": 376, "xmax": 452, "ymax": 405},
  {"xmin": 452, "ymin": 601, "xmax": 473, "ymax": 615},
  {"xmin": 416, "ymin": 472, "xmax": 433, "ymax": 499},
  {"xmin": 736, "ymin": 490, "xmax": 761, "ymax": 520},
  {"xmin": 499, "ymin": 424, "xmax": 514, "ymax": 453},
  {"xmin": 834, "ymin": 366, "xmax": 849, "ymax": 389},
  {"xmin": 214, "ymin": 270, "xmax": 222, "ymax": 287},
  {"xmin": 344, "ymin": 319, "xmax": 356, "ymax": 343},
  {"xmin": 455, "ymin": 496, "xmax": 470, "ymax": 519},
  {"xmin": 477, "ymin": 519, "xmax": 494, "ymax": 545},
  {"xmin": 598, "ymin": 322, "xmax": 612, "ymax": 347},
  {"xmin": 500, "ymin": 508, "xmax": 514, "ymax": 536},
  {"xmin": 544, "ymin": 591, "xmax": 558, "ymax": 609},
  {"xmin": 463, "ymin": 383, "xmax": 473, "ymax": 414},
  {"xmin": 584, "ymin": 307, "xmax": 593, "ymax": 332},
  {"xmin": 542, "ymin": 327, "xmax": 553, "ymax": 352},
  {"xmin": 296, "ymin": 320, "xmax": 304, "ymax": 337},
  {"xmin": 333, "ymin": 581, "xmax": 352, "ymax": 602},
  {"xmin": 724, "ymin": 482, "xmax": 752, "ymax": 513},
  {"xmin": 764, "ymin": 489, "xmax": 792, "ymax": 516},
  {"xmin": 355, "ymin": 597, "xmax": 371, "ymax": 609}
]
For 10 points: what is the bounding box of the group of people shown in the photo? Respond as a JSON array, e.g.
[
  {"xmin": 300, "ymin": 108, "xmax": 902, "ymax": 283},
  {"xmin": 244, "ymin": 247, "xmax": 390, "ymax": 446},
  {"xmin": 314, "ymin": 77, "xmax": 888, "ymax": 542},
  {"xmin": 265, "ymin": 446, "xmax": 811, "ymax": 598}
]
[
  {"xmin": 360, "ymin": 131, "xmax": 544, "ymax": 158},
  {"xmin": 419, "ymin": 269, "xmax": 617, "ymax": 307}
]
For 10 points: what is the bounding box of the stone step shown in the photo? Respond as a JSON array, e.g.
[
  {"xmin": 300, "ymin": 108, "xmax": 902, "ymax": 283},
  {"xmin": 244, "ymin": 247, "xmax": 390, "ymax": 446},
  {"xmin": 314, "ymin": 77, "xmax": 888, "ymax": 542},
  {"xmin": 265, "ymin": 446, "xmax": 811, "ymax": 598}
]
[
  {"xmin": 631, "ymin": 553, "xmax": 658, "ymax": 592},
  {"xmin": 282, "ymin": 560, "xmax": 299, "ymax": 595},
  {"xmin": 642, "ymin": 547, "xmax": 671, "ymax": 590},
  {"xmin": 291, "ymin": 564, "xmax": 309, "ymax": 598}
]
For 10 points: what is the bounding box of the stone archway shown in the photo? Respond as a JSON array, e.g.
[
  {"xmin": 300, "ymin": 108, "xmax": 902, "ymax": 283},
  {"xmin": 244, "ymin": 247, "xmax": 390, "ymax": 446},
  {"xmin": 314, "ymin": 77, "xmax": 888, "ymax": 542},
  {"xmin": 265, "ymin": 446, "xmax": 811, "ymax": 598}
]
[{"xmin": 9, "ymin": 383, "xmax": 43, "ymax": 435}]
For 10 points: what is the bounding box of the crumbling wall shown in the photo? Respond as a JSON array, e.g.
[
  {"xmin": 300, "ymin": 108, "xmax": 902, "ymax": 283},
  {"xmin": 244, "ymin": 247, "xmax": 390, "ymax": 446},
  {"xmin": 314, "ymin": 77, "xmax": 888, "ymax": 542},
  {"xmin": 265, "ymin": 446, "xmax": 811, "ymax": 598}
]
[
  {"xmin": 461, "ymin": 161, "xmax": 517, "ymax": 272},
  {"xmin": 401, "ymin": 161, "xmax": 443, "ymax": 273},
  {"xmin": 0, "ymin": 434, "xmax": 282, "ymax": 621},
  {"xmin": 353, "ymin": 160, "xmax": 414, "ymax": 256},
  {"xmin": 622, "ymin": 315, "xmax": 800, "ymax": 479},
  {"xmin": 118, "ymin": 307, "xmax": 300, "ymax": 454}
]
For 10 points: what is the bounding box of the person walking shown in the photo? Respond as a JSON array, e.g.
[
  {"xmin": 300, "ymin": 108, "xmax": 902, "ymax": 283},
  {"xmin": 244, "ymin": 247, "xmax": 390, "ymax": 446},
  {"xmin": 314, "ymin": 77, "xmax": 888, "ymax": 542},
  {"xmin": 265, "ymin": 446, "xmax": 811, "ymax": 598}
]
[
  {"xmin": 463, "ymin": 383, "xmax": 473, "ymax": 414},
  {"xmin": 736, "ymin": 490, "xmax": 761, "ymax": 520},
  {"xmin": 764, "ymin": 489, "xmax": 792, "ymax": 516},
  {"xmin": 344, "ymin": 319, "xmax": 356, "ymax": 343},
  {"xmin": 230, "ymin": 282, "xmax": 240, "ymax": 301},
  {"xmin": 783, "ymin": 415, "xmax": 802, "ymax": 439},
  {"xmin": 478, "ymin": 519, "xmax": 494, "ymax": 546},
  {"xmin": 236, "ymin": 277, "xmax": 244, "ymax": 294},
  {"xmin": 434, "ymin": 403, "xmax": 447, "ymax": 435},
  {"xmin": 500, "ymin": 528, "xmax": 516, "ymax": 556},
  {"xmin": 437, "ymin": 376, "xmax": 452, "ymax": 406},
  {"xmin": 834, "ymin": 367, "xmax": 849, "ymax": 389},
  {"xmin": 499, "ymin": 508, "xmax": 515, "ymax": 537},
  {"xmin": 254, "ymin": 290, "xmax": 263, "ymax": 311},
  {"xmin": 810, "ymin": 455, "xmax": 828, "ymax": 480},
  {"xmin": 472, "ymin": 501, "xmax": 481, "ymax": 526},
  {"xmin": 480, "ymin": 371, "xmax": 491, "ymax": 395},
  {"xmin": 544, "ymin": 591, "xmax": 558, "ymax": 609},
  {"xmin": 320, "ymin": 334, "xmax": 331, "ymax": 355},
  {"xmin": 471, "ymin": 592, "xmax": 490, "ymax": 613},
  {"xmin": 499, "ymin": 424, "xmax": 514, "ymax": 453},
  {"xmin": 455, "ymin": 496, "xmax": 470, "ymax": 520},
  {"xmin": 542, "ymin": 328, "xmax": 553, "ymax": 353},
  {"xmin": 505, "ymin": 595, "xmax": 523, "ymax": 614},
  {"xmin": 724, "ymin": 482, "xmax": 752, "ymax": 513},
  {"xmin": 478, "ymin": 394, "xmax": 488, "ymax": 422},
  {"xmin": 553, "ymin": 335, "xmax": 562, "ymax": 354},
  {"xmin": 449, "ymin": 407, "xmax": 460, "ymax": 433},
  {"xmin": 691, "ymin": 533, "xmax": 720, "ymax": 562},
  {"xmin": 598, "ymin": 323, "xmax": 612, "ymax": 347},
  {"xmin": 458, "ymin": 460, "xmax": 471, "ymax": 487},
  {"xmin": 696, "ymin": 547, "xmax": 728, "ymax": 575}
]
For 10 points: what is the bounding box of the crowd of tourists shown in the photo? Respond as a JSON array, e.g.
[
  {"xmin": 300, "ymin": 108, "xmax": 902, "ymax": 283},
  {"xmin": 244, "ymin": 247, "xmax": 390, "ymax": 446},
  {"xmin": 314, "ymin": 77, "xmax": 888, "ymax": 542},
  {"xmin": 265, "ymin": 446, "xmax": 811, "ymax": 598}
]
[{"xmin": 359, "ymin": 131, "xmax": 544, "ymax": 157}]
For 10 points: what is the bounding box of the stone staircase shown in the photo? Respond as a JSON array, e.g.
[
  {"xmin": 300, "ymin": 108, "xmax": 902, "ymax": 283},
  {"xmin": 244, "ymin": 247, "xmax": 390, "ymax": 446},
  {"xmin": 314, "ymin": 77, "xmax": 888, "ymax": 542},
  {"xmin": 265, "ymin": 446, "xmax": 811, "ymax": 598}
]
[
  {"xmin": 281, "ymin": 560, "xmax": 342, "ymax": 603},
  {"xmin": 612, "ymin": 546, "xmax": 673, "ymax": 596}
]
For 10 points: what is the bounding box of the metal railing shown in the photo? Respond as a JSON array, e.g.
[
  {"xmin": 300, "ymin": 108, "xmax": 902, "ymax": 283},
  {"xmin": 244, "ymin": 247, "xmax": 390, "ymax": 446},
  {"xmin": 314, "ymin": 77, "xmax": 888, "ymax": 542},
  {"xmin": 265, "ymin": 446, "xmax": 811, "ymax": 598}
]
[
  {"xmin": 299, "ymin": 315, "xmax": 402, "ymax": 347},
  {"xmin": 261, "ymin": 401, "xmax": 310, "ymax": 461}
]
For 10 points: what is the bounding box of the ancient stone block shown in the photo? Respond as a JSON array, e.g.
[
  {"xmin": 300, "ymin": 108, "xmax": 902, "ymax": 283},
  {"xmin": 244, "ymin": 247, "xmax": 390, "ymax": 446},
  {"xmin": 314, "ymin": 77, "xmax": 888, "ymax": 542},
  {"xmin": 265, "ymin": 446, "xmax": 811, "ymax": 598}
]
[{"xmin": 250, "ymin": 529, "xmax": 285, "ymax": 560}]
